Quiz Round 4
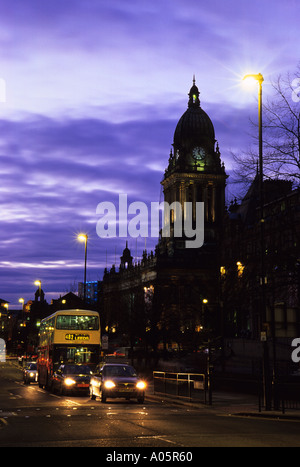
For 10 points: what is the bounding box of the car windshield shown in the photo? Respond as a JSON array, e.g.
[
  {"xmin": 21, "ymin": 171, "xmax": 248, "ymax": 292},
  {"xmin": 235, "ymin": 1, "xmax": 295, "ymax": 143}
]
[
  {"xmin": 103, "ymin": 365, "xmax": 137, "ymax": 377},
  {"xmin": 63, "ymin": 365, "xmax": 92, "ymax": 375},
  {"xmin": 26, "ymin": 363, "xmax": 37, "ymax": 370}
]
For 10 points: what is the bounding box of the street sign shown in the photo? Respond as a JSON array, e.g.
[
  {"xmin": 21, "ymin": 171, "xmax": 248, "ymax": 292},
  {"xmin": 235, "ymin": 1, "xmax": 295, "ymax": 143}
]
[
  {"xmin": 260, "ymin": 331, "xmax": 267, "ymax": 342},
  {"xmin": 0, "ymin": 338, "xmax": 6, "ymax": 362},
  {"xmin": 102, "ymin": 334, "xmax": 108, "ymax": 350}
]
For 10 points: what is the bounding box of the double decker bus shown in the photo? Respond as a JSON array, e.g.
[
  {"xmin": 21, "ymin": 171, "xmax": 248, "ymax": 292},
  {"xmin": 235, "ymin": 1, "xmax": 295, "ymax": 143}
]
[{"xmin": 37, "ymin": 309, "xmax": 101, "ymax": 389}]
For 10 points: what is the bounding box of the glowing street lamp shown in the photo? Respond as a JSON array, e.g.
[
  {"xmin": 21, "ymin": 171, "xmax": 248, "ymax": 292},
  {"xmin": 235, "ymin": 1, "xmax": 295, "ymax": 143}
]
[
  {"xmin": 78, "ymin": 233, "xmax": 88, "ymax": 302},
  {"xmin": 243, "ymin": 73, "xmax": 264, "ymax": 191},
  {"xmin": 34, "ymin": 280, "xmax": 42, "ymax": 301},
  {"xmin": 242, "ymin": 73, "xmax": 265, "ymax": 291},
  {"xmin": 18, "ymin": 298, "xmax": 26, "ymax": 328},
  {"xmin": 243, "ymin": 73, "xmax": 271, "ymax": 410}
]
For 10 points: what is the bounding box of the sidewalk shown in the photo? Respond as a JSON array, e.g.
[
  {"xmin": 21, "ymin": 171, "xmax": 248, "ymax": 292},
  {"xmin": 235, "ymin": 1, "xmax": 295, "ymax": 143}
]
[{"xmin": 145, "ymin": 381, "xmax": 300, "ymax": 421}]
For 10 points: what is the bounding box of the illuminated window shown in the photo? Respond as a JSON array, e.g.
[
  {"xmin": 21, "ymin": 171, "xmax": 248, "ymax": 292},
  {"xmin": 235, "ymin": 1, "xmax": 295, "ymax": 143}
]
[{"xmin": 236, "ymin": 261, "xmax": 245, "ymax": 277}]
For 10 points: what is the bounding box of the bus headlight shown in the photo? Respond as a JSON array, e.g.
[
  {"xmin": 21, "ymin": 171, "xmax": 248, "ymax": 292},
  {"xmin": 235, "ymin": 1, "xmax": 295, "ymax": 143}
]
[
  {"xmin": 104, "ymin": 380, "xmax": 116, "ymax": 389},
  {"xmin": 136, "ymin": 381, "xmax": 146, "ymax": 390},
  {"xmin": 64, "ymin": 378, "xmax": 76, "ymax": 386}
]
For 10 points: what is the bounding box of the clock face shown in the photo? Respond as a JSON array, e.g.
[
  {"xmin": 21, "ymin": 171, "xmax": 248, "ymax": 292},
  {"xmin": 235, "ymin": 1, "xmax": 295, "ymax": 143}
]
[{"xmin": 192, "ymin": 147, "xmax": 205, "ymax": 161}]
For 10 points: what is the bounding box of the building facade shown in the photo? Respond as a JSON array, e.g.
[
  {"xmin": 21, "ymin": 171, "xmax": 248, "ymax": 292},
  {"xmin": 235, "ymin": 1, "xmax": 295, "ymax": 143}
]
[
  {"xmin": 100, "ymin": 80, "xmax": 227, "ymax": 353},
  {"xmin": 222, "ymin": 177, "xmax": 300, "ymax": 342}
]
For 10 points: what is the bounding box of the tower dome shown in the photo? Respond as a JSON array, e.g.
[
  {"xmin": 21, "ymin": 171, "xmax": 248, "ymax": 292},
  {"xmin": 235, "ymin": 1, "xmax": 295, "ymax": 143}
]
[
  {"xmin": 173, "ymin": 78, "xmax": 215, "ymax": 153},
  {"xmin": 166, "ymin": 78, "xmax": 222, "ymax": 175}
]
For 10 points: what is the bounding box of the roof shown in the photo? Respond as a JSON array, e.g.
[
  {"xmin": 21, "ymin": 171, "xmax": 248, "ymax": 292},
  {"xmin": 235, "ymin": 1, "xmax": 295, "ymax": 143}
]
[
  {"xmin": 173, "ymin": 105, "xmax": 215, "ymax": 151},
  {"xmin": 173, "ymin": 80, "xmax": 215, "ymax": 152}
]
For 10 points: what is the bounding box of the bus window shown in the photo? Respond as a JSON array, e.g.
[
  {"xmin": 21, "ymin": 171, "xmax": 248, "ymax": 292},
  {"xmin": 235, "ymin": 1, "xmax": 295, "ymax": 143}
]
[
  {"xmin": 53, "ymin": 345, "xmax": 99, "ymax": 366},
  {"xmin": 56, "ymin": 315, "xmax": 99, "ymax": 330}
]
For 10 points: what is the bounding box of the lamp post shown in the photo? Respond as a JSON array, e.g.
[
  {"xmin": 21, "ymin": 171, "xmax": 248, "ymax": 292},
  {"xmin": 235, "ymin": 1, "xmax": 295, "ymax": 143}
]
[
  {"xmin": 243, "ymin": 73, "xmax": 264, "ymax": 231},
  {"xmin": 34, "ymin": 280, "xmax": 42, "ymax": 299},
  {"xmin": 243, "ymin": 73, "xmax": 271, "ymax": 410},
  {"xmin": 19, "ymin": 298, "xmax": 25, "ymax": 328},
  {"xmin": 78, "ymin": 234, "xmax": 88, "ymax": 302}
]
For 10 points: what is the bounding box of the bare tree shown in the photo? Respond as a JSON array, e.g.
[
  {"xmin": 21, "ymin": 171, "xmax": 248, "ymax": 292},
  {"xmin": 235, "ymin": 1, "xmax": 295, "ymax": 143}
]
[{"xmin": 233, "ymin": 65, "xmax": 300, "ymax": 188}]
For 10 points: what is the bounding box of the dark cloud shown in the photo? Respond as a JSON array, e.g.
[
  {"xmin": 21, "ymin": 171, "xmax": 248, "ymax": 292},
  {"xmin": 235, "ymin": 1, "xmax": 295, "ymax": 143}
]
[
  {"xmin": 0, "ymin": 0, "xmax": 297, "ymax": 307},
  {"xmin": 0, "ymin": 97, "xmax": 277, "ymax": 306},
  {"xmin": 0, "ymin": 109, "xmax": 176, "ymax": 305}
]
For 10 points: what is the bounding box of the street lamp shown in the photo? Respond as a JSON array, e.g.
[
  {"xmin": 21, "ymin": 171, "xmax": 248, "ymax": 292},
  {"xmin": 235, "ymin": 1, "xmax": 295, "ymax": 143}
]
[
  {"xmin": 34, "ymin": 280, "xmax": 43, "ymax": 303},
  {"xmin": 243, "ymin": 73, "xmax": 264, "ymax": 208},
  {"xmin": 78, "ymin": 233, "xmax": 88, "ymax": 302},
  {"xmin": 243, "ymin": 73, "xmax": 271, "ymax": 410},
  {"xmin": 34, "ymin": 280, "xmax": 42, "ymax": 297},
  {"xmin": 18, "ymin": 298, "xmax": 25, "ymax": 329}
]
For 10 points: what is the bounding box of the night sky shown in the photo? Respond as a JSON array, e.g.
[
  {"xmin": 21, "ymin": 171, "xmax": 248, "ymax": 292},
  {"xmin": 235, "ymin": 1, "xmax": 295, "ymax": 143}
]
[{"xmin": 1, "ymin": 0, "xmax": 299, "ymax": 308}]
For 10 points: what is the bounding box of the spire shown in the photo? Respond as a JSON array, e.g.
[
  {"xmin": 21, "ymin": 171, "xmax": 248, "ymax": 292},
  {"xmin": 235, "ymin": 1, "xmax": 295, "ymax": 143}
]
[
  {"xmin": 120, "ymin": 241, "xmax": 133, "ymax": 269},
  {"xmin": 188, "ymin": 76, "xmax": 200, "ymax": 108}
]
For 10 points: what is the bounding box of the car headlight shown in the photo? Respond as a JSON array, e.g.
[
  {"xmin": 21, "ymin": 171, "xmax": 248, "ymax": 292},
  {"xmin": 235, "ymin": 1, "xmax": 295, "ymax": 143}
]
[
  {"xmin": 104, "ymin": 380, "xmax": 116, "ymax": 389},
  {"xmin": 29, "ymin": 372, "xmax": 35, "ymax": 377},
  {"xmin": 136, "ymin": 381, "xmax": 146, "ymax": 390},
  {"xmin": 64, "ymin": 378, "xmax": 76, "ymax": 386}
]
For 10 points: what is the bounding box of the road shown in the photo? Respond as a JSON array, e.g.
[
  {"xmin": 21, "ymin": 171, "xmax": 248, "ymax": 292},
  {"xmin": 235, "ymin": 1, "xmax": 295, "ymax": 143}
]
[{"xmin": 1, "ymin": 360, "xmax": 300, "ymax": 448}]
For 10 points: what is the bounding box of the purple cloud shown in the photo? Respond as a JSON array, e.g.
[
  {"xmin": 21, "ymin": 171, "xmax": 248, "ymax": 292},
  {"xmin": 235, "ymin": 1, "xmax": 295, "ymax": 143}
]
[{"xmin": 0, "ymin": 0, "xmax": 298, "ymax": 307}]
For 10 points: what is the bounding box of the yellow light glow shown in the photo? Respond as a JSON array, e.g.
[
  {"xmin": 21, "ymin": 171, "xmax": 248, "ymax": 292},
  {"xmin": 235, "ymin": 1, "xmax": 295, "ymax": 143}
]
[
  {"xmin": 136, "ymin": 381, "xmax": 146, "ymax": 390},
  {"xmin": 64, "ymin": 378, "xmax": 76, "ymax": 386},
  {"xmin": 77, "ymin": 234, "xmax": 88, "ymax": 242},
  {"xmin": 242, "ymin": 73, "xmax": 264, "ymax": 91},
  {"xmin": 34, "ymin": 280, "xmax": 41, "ymax": 287},
  {"xmin": 202, "ymin": 299, "xmax": 208, "ymax": 304},
  {"xmin": 242, "ymin": 75, "xmax": 258, "ymax": 90},
  {"xmin": 236, "ymin": 261, "xmax": 245, "ymax": 277},
  {"xmin": 104, "ymin": 380, "xmax": 116, "ymax": 389}
]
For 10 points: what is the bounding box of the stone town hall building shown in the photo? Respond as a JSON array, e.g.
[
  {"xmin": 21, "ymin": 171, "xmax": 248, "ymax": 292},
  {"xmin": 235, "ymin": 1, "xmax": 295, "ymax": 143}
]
[
  {"xmin": 100, "ymin": 79, "xmax": 227, "ymax": 353},
  {"xmin": 100, "ymin": 79, "xmax": 300, "ymax": 362}
]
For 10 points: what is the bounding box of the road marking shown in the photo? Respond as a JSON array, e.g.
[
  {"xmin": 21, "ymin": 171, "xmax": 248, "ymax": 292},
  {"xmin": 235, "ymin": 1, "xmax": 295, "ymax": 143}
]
[
  {"xmin": 49, "ymin": 393, "xmax": 61, "ymax": 399},
  {"xmin": 137, "ymin": 435, "xmax": 184, "ymax": 446},
  {"xmin": 65, "ymin": 399, "xmax": 81, "ymax": 406},
  {"xmin": 156, "ymin": 436, "xmax": 183, "ymax": 446},
  {"xmin": 0, "ymin": 417, "xmax": 8, "ymax": 428}
]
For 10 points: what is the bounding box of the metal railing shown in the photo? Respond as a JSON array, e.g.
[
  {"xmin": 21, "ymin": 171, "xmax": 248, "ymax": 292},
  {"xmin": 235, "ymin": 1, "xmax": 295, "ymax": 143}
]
[
  {"xmin": 153, "ymin": 371, "xmax": 208, "ymax": 404},
  {"xmin": 258, "ymin": 380, "xmax": 300, "ymax": 413}
]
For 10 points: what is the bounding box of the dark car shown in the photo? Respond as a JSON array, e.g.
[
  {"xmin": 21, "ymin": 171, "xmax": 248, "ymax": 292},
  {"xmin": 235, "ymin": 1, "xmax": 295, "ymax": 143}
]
[
  {"xmin": 51, "ymin": 364, "xmax": 92, "ymax": 395},
  {"xmin": 23, "ymin": 362, "xmax": 38, "ymax": 384},
  {"xmin": 89, "ymin": 363, "xmax": 146, "ymax": 403}
]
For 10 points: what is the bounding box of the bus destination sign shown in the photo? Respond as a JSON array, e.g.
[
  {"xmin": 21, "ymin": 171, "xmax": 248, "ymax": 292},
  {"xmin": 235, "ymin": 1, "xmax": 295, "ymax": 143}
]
[{"xmin": 65, "ymin": 333, "xmax": 90, "ymax": 341}]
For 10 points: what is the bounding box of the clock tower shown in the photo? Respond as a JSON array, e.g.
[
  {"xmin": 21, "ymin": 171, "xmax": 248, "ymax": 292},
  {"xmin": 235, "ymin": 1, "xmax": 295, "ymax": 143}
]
[
  {"xmin": 101, "ymin": 79, "xmax": 228, "ymax": 352},
  {"xmin": 161, "ymin": 78, "xmax": 227, "ymax": 253},
  {"xmin": 153, "ymin": 79, "xmax": 227, "ymax": 338}
]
